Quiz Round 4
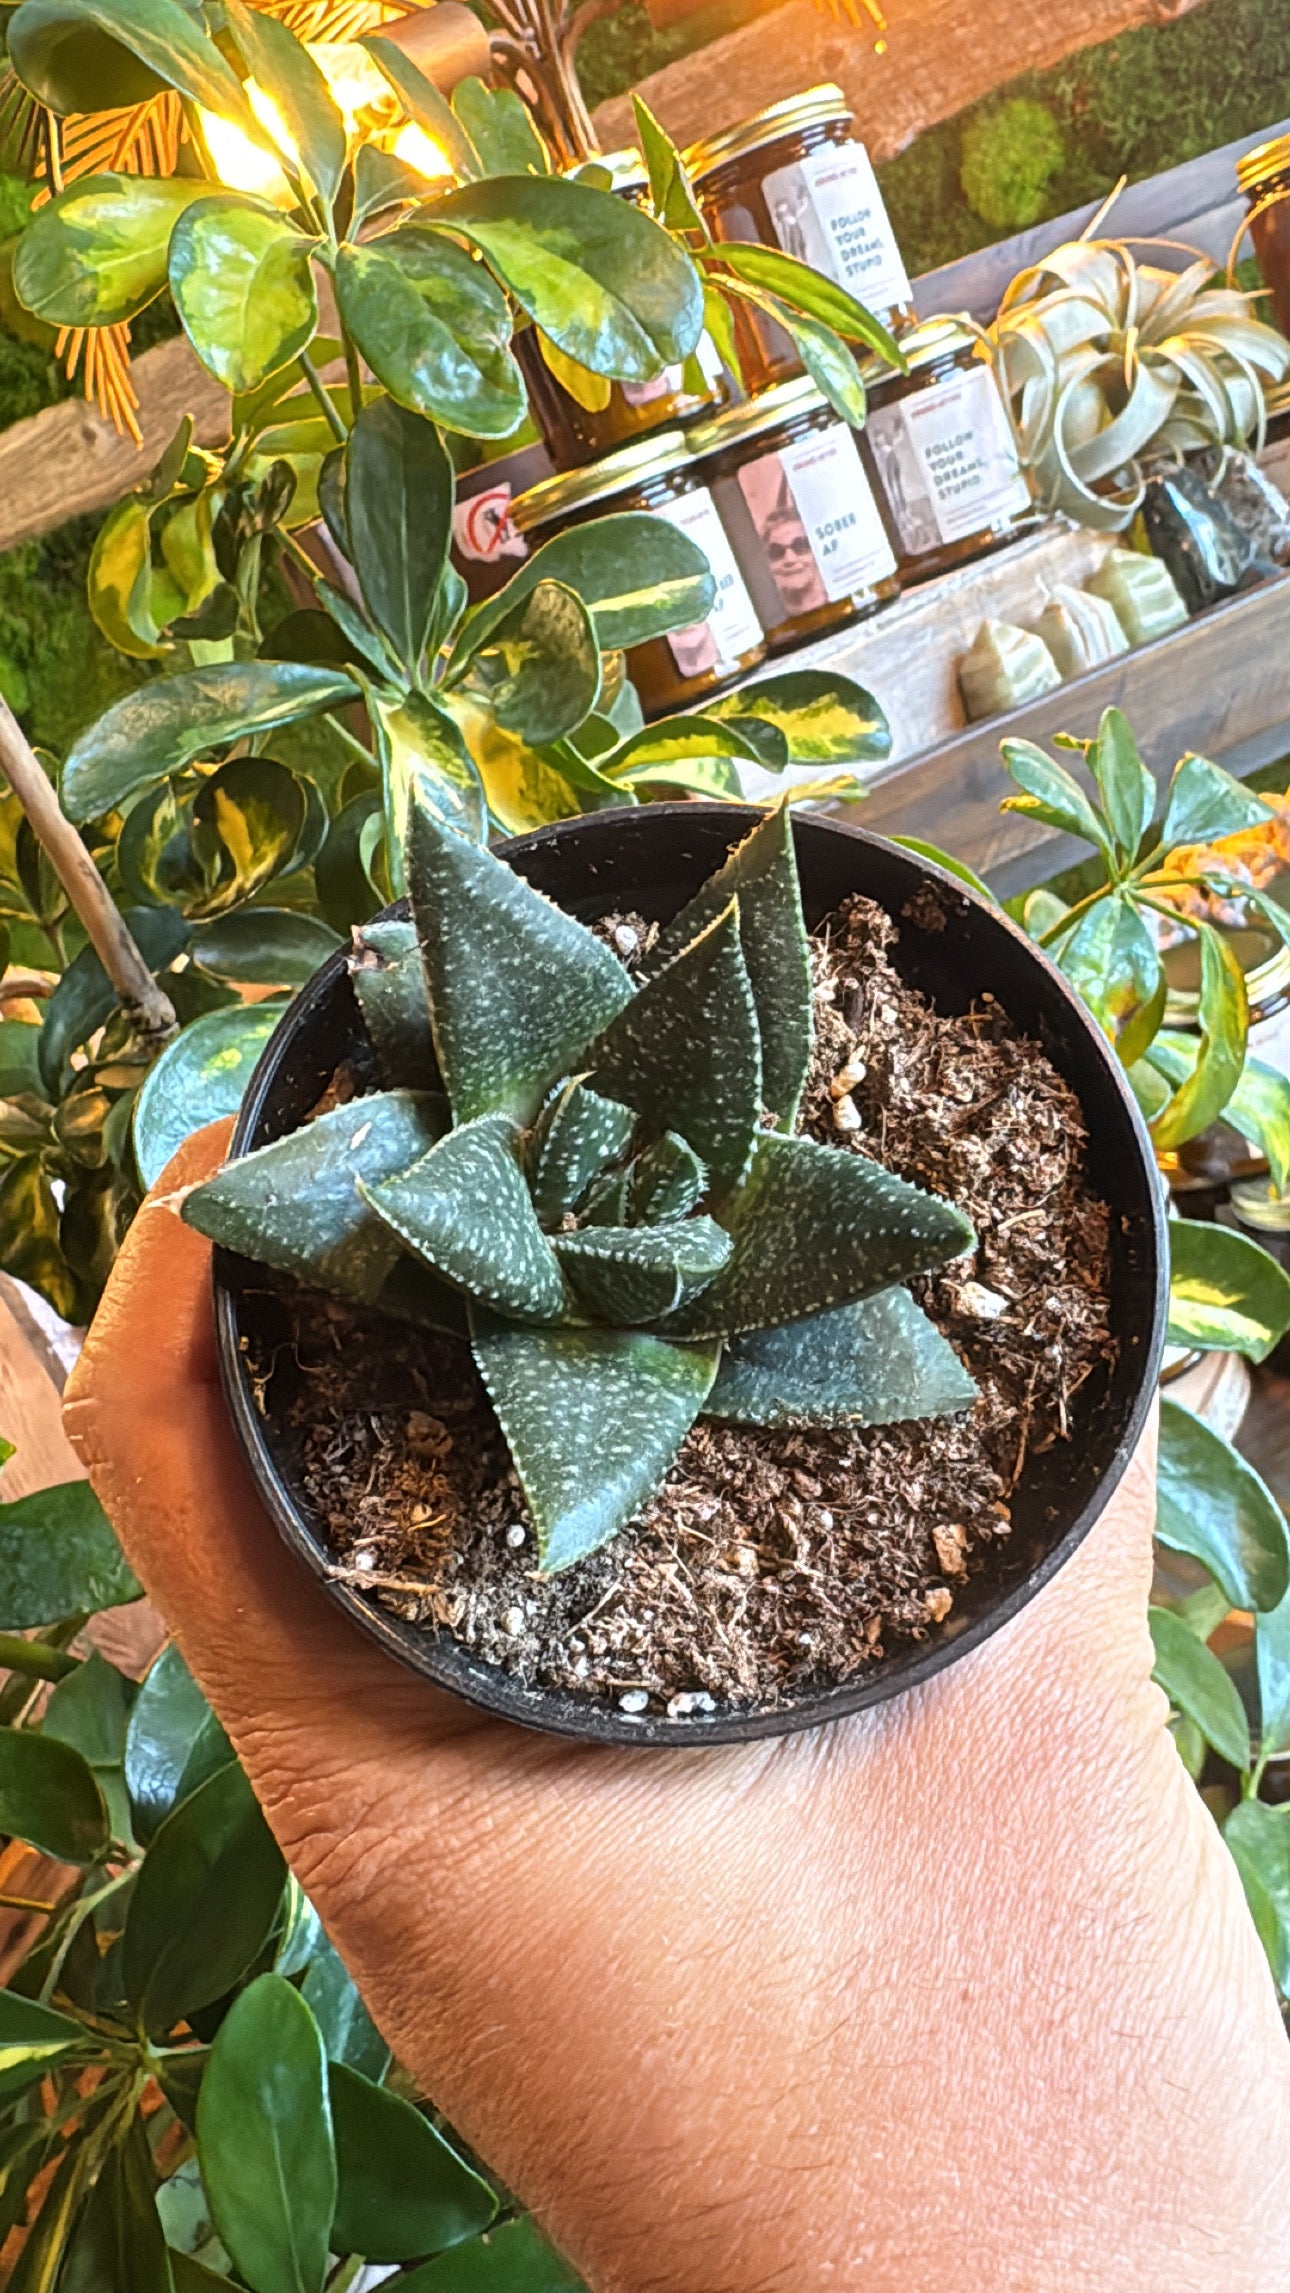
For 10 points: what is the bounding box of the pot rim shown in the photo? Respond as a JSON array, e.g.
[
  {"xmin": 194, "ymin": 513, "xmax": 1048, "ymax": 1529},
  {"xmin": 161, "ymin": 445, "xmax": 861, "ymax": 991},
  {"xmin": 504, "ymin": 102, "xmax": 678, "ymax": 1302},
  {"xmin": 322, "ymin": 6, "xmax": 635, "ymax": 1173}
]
[{"xmin": 212, "ymin": 803, "xmax": 1169, "ymax": 1748}]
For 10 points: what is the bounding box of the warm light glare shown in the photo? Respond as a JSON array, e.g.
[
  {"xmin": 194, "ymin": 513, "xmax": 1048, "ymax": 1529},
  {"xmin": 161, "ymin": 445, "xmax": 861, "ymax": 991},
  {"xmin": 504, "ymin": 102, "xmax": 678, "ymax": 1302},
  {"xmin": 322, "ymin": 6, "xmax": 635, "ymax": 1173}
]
[
  {"xmin": 200, "ymin": 82, "xmax": 299, "ymax": 201},
  {"xmin": 307, "ymin": 41, "xmax": 399, "ymax": 131},
  {"xmin": 392, "ymin": 122, "xmax": 452, "ymax": 182}
]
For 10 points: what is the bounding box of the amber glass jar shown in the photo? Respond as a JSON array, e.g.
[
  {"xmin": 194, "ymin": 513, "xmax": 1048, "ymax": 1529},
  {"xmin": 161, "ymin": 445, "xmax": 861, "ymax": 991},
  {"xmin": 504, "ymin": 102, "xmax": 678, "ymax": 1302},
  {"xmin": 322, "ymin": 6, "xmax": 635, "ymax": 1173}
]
[
  {"xmin": 1237, "ymin": 135, "xmax": 1290, "ymax": 342},
  {"xmin": 511, "ymin": 431, "xmax": 766, "ymax": 717},
  {"xmin": 514, "ymin": 151, "xmax": 729, "ymax": 471},
  {"xmin": 689, "ymin": 377, "xmax": 899, "ymax": 649},
  {"xmin": 1161, "ymin": 918, "xmax": 1290, "ymax": 1199},
  {"xmin": 685, "ymin": 87, "xmax": 915, "ymax": 396},
  {"xmin": 858, "ymin": 319, "xmax": 1037, "ymax": 581}
]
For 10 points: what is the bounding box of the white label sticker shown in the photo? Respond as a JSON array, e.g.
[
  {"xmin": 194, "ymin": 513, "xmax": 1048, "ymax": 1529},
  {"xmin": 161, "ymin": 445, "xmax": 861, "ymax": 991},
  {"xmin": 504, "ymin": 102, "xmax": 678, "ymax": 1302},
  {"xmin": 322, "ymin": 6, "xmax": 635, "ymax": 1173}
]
[
  {"xmin": 865, "ymin": 365, "xmax": 1030, "ymax": 550},
  {"xmin": 736, "ymin": 424, "xmax": 895, "ymax": 607},
  {"xmin": 761, "ymin": 141, "xmax": 911, "ymax": 320},
  {"xmin": 652, "ymin": 486, "xmax": 763, "ymax": 673},
  {"xmin": 1250, "ymin": 999, "xmax": 1290, "ymax": 1085}
]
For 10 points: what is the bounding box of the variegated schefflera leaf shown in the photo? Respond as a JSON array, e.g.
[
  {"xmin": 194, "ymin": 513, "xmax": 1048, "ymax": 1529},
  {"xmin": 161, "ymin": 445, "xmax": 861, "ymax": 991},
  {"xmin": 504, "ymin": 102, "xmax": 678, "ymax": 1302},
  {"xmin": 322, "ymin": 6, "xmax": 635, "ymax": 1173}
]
[{"xmin": 183, "ymin": 794, "xmax": 978, "ymax": 1574}]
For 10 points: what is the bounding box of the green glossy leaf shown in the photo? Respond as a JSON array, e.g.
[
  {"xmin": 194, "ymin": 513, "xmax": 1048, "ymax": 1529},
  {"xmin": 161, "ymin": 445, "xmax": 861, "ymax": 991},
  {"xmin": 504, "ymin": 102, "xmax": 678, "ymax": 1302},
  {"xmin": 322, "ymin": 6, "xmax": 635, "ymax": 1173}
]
[
  {"xmin": 190, "ymin": 908, "xmax": 341, "ymax": 987},
  {"xmin": 1225, "ymin": 1799, "xmax": 1290, "ymax": 1992},
  {"xmin": 330, "ymin": 2062, "xmax": 495, "ymax": 2261},
  {"xmin": 60, "ymin": 2111, "xmax": 173, "ymax": 2293},
  {"xmin": 1149, "ymin": 923, "xmax": 1247, "ymax": 1149},
  {"xmin": 361, "ymin": 1111, "xmax": 566, "ymax": 1321},
  {"xmin": 350, "ymin": 917, "xmax": 435, "ymax": 1090},
  {"xmin": 707, "ymin": 671, "xmax": 889, "ymax": 766},
  {"xmin": 336, "ymin": 237, "xmax": 526, "ymax": 440},
  {"xmin": 1090, "ymin": 707, "xmax": 1154, "ymax": 865},
  {"xmin": 1000, "ymin": 738, "xmax": 1116, "ymax": 866},
  {"xmin": 225, "ymin": 0, "xmax": 346, "ymax": 205},
  {"xmin": 315, "ymin": 789, "xmax": 382, "ymax": 934},
  {"xmin": 462, "ymin": 579, "xmax": 601, "ymax": 747},
  {"xmin": 87, "ymin": 496, "xmax": 166, "ymax": 661},
  {"xmin": 123, "ymin": 1761, "xmax": 286, "ymax": 2035},
  {"xmin": 197, "ymin": 1974, "xmax": 335, "ymax": 2293},
  {"xmin": 125, "ymin": 1643, "xmax": 233, "ymax": 1846},
  {"xmin": 188, "ymin": 756, "xmax": 308, "ymax": 916},
  {"xmin": 351, "ymin": 144, "xmax": 429, "ymax": 229},
  {"xmin": 646, "ymin": 803, "xmax": 811, "ymax": 1128},
  {"xmin": 708, "ymin": 239, "xmax": 902, "ymax": 361},
  {"xmin": 0, "ymin": 1992, "xmax": 87, "ymax": 2108},
  {"xmin": 62, "ymin": 663, "xmax": 357, "ymax": 822},
  {"xmin": 627, "ymin": 1131, "xmax": 704, "ymax": 1223},
  {"xmin": 0, "ymin": 1477, "xmax": 139, "ymax": 1628},
  {"xmin": 709, "ymin": 1287, "xmax": 976, "ymax": 1425},
  {"xmin": 182, "ymin": 1090, "xmax": 456, "ymax": 1318},
  {"xmin": 459, "ymin": 717, "xmax": 622, "ymax": 835},
  {"xmin": 556, "ymin": 1215, "xmax": 731, "ymax": 1324},
  {"xmin": 667, "ymin": 1132, "xmax": 975, "ymax": 1341},
  {"xmin": 7, "ymin": 0, "xmax": 262, "ymax": 128},
  {"xmin": 1149, "ymin": 1604, "xmax": 1249, "ymax": 1769},
  {"xmin": 1256, "ymin": 1589, "xmax": 1290, "ymax": 1762},
  {"xmin": 889, "ymin": 837, "xmax": 994, "ymax": 902},
  {"xmin": 1157, "ymin": 1395, "xmax": 1289, "ymax": 1614},
  {"xmin": 44, "ymin": 1647, "xmax": 134, "ymax": 1773},
  {"xmin": 472, "ymin": 1311, "xmax": 720, "ymax": 1571},
  {"xmin": 407, "ymin": 793, "xmax": 632, "ymax": 1125},
  {"xmin": 1225, "ymin": 1061, "xmax": 1290, "ymax": 1194},
  {"xmin": 359, "ymin": 34, "xmax": 482, "ymax": 183},
  {"xmin": 530, "ymin": 1081, "xmax": 635, "ymax": 1225},
  {"xmin": 170, "ymin": 197, "xmax": 318, "ymax": 394},
  {"xmin": 453, "ymin": 514, "xmax": 713, "ymax": 666},
  {"xmin": 589, "ymin": 901, "xmax": 760, "ymax": 1194},
  {"xmin": 346, "ymin": 398, "xmax": 453, "ymax": 680},
  {"xmin": 1157, "ymin": 752, "xmax": 1270, "ymax": 851},
  {"xmin": 0, "ymin": 1728, "xmax": 107, "ymax": 1861},
  {"xmin": 599, "ymin": 717, "xmax": 757, "ymax": 786},
  {"xmin": 14, "ymin": 173, "xmax": 212, "ymax": 327},
  {"xmin": 718, "ymin": 275, "xmax": 869, "ymax": 424},
  {"xmin": 372, "ymin": 688, "xmax": 489, "ymax": 867},
  {"xmin": 38, "ymin": 905, "xmax": 188, "ymax": 1094},
  {"xmin": 134, "ymin": 1003, "xmax": 283, "ymax": 1191},
  {"xmin": 451, "ymin": 77, "xmax": 547, "ymax": 177},
  {"xmin": 300, "ymin": 1939, "xmax": 389, "ymax": 2082},
  {"xmin": 1057, "ymin": 893, "xmax": 1161, "ymax": 1048},
  {"xmin": 394, "ymin": 2217, "xmax": 585, "ymax": 2292},
  {"xmin": 632, "ymin": 93, "xmax": 706, "ymax": 234},
  {"xmin": 1168, "ymin": 1217, "xmax": 1290, "ymax": 1361},
  {"xmin": 4, "ymin": 2133, "xmax": 93, "ymax": 2293},
  {"xmin": 424, "ymin": 174, "xmax": 703, "ymax": 379},
  {"xmin": 612, "ymin": 753, "xmax": 742, "ymax": 798}
]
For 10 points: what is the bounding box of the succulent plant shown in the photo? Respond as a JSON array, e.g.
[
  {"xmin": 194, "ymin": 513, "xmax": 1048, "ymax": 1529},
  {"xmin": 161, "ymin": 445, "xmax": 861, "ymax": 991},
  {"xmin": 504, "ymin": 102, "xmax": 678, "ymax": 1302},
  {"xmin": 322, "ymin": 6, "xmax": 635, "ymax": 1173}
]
[{"xmin": 184, "ymin": 797, "xmax": 976, "ymax": 1571}]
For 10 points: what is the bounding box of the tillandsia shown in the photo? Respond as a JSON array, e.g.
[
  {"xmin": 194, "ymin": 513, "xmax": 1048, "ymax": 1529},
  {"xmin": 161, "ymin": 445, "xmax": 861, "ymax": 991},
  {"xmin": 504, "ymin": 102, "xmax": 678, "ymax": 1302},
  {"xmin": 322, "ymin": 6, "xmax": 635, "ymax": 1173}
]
[
  {"xmin": 989, "ymin": 231, "xmax": 1290, "ymax": 532},
  {"xmin": 183, "ymin": 797, "xmax": 977, "ymax": 1571}
]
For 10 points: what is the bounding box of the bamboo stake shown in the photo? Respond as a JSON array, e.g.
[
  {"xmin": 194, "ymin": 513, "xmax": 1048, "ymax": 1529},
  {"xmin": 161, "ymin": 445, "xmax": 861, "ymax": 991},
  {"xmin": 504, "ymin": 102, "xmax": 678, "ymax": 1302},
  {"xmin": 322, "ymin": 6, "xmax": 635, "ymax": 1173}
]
[{"xmin": 0, "ymin": 696, "xmax": 176, "ymax": 1049}]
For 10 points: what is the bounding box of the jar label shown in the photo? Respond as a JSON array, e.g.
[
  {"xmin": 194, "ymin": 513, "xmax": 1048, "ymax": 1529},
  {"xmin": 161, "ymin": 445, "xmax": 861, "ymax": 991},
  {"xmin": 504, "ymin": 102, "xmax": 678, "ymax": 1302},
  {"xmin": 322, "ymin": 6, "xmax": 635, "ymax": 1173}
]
[
  {"xmin": 652, "ymin": 486, "xmax": 763, "ymax": 674},
  {"xmin": 760, "ymin": 142, "xmax": 911, "ymax": 319},
  {"xmin": 1250, "ymin": 998, "xmax": 1290, "ymax": 1085},
  {"xmin": 865, "ymin": 365, "xmax": 1031, "ymax": 551},
  {"xmin": 737, "ymin": 423, "xmax": 896, "ymax": 609}
]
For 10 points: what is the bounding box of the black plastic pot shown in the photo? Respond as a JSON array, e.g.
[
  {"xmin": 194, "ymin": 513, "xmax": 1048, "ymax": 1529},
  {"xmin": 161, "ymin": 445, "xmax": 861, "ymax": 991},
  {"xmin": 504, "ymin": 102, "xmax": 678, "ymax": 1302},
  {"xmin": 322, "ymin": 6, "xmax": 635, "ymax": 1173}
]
[{"xmin": 212, "ymin": 804, "xmax": 1167, "ymax": 1747}]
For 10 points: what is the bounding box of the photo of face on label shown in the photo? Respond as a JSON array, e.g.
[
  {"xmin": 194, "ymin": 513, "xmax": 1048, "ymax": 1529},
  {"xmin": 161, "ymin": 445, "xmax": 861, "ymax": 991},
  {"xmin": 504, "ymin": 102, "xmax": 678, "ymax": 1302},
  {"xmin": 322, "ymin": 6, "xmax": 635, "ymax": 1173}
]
[{"xmin": 738, "ymin": 455, "xmax": 828, "ymax": 617}]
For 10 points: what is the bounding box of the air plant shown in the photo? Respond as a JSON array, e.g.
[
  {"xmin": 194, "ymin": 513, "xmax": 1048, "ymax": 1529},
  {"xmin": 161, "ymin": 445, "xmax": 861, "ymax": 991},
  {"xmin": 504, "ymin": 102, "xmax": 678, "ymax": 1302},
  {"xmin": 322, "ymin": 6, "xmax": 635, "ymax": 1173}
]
[
  {"xmin": 990, "ymin": 231, "xmax": 1290, "ymax": 531},
  {"xmin": 183, "ymin": 796, "xmax": 976, "ymax": 1571}
]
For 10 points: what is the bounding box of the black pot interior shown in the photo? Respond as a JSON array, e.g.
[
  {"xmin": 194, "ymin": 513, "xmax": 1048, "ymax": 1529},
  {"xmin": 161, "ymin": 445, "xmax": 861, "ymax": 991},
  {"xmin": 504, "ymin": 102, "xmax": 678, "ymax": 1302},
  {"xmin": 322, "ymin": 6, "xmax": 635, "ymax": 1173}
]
[{"xmin": 215, "ymin": 804, "xmax": 1167, "ymax": 1746}]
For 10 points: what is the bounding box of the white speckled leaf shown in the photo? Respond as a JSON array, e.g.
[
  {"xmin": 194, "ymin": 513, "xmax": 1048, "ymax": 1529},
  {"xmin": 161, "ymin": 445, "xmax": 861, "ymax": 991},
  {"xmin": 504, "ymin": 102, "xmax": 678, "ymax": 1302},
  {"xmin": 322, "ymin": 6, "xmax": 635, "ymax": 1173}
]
[
  {"xmin": 181, "ymin": 1091, "xmax": 455, "ymax": 1320},
  {"xmin": 628, "ymin": 1131, "xmax": 705, "ymax": 1225},
  {"xmin": 349, "ymin": 918, "xmax": 436, "ymax": 1091},
  {"xmin": 646, "ymin": 803, "xmax": 812, "ymax": 1129},
  {"xmin": 556, "ymin": 1215, "xmax": 731, "ymax": 1324},
  {"xmin": 581, "ymin": 1168, "xmax": 630, "ymax": 1226},
  {"xmin": 708, "ymin": 1288, "xmax": 977, "ymax": 1425},
  {"xmin": 406, "ymin": 790, "xmax": 633, "ymax": 1125},
  {"xmin": 664, "ymin": 1133, "xmax": 975, "ymax": 1340},
  {"xmin": 471, "ymin": 1309, "xmax": 721, "ymax": 1571},
  {"xmin": 530, "ymin": 1081, "xmax": 635, "ymax": 1225},
  {"xmin": 586, "ymin": 900, "xmax": 761, "ymax": 1195},
  {"xmin": 360, "ymin": 1110, "xmax": 567, "ymax": 1322}
]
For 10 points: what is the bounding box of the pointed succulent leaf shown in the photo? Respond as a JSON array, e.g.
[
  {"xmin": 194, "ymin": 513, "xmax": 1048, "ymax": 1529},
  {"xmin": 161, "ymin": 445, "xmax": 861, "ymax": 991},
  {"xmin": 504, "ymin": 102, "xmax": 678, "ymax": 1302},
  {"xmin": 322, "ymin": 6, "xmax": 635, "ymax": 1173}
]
[
  {"xmin": 628, "ymin": 1131, "xmax": 705, "ymax": 1224},
  {"xmin": 349, "ymin": 919, "xmax": 436, "ymax": 1091},
  {"xmin": 646, "ymin": 803, "xmax": 812, "ymax": 1127},
  {"xmin": 181, "ymin": 1091, "xmax": 455, "ymax": 1319},
  {"xmin": 581, "ymin": 1168, "xmax": 630, "ymax": 1226},
  {"xmin": 406, "ymin": 791, "xmax": 633, "ymax": 1124},
  {"xmin": 708, "ymin": 1289, "xmax": 976, "ymax": 1426},
  {"xmin": 587, "ymin": 901, "xmax": 761, "ymax": 1195},
  {"xmin": 556, "ymin": 1216, "xmax": 731, "ymax": 1324},
  {"xmin": 530, "ymin": 1080, "xmax": 635, "ymax": 1225},
  {"xmin": 471, "ymin": 1310, "xmax": 720, "ymax": 1571},
  {"xmin": 665, "ymin": 1133, "xmax": 975, "ymax": 1340},
  {"xmin": 360, "ymin": 1112, "xmax": 566, "ymax": 1322}
]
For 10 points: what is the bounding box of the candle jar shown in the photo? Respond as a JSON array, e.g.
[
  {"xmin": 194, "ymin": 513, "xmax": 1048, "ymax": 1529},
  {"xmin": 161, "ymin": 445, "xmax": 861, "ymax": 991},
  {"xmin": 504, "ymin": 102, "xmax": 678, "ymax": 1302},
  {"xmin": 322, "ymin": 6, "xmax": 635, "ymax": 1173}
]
[
  {"xmin": 690, "ymin": 376, "xmax": 899, "ymax": 648},
  {"xmin": 1237, "ymin": 134, "xmax": 1290, "ymax": 343},
  {"xmin": 686, "ymin": 86, "xmax": 915, "ymax": 396},
  {"xmin": 510, "ymin": 431, "xmax": 767, "ymax": 718},
  {"xmin": 859, "ymin": 319, "xmax": 1038, "ymax": 582}
]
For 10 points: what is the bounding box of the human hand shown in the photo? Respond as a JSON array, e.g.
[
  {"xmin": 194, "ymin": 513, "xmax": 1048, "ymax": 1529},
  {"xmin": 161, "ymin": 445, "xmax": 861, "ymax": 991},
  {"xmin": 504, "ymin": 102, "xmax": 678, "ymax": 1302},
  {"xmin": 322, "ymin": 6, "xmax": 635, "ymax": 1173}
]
[{"xmin": 65, "ymin": 1123, "xmax": 1290, "ymax": 2293}]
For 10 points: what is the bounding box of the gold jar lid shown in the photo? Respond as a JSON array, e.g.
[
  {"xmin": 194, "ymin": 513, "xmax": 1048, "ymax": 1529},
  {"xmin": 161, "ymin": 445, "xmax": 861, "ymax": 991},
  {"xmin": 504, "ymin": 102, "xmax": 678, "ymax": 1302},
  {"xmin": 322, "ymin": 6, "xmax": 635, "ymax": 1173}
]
[
  {"xmin": 1163, "ymin": 927, "xmax": 1290, "ymax": 1027},
  {"xmin": 572, "ymin": 147, "xmax": 649, "ymax": 195},
  {"xmin": 511, "ymin": 427, "xmax": 695, "ymax": 533},
  {"xmin": 684, "ymin": 84, "xmax": 850, "ymax": 182},
  {"xmin": 687, "ymin": 375, "xmax": 838, "ymax": 457},
  {"xmin": 1237, "ymin": 133, "xmax": 1290, "ymax": 194}
]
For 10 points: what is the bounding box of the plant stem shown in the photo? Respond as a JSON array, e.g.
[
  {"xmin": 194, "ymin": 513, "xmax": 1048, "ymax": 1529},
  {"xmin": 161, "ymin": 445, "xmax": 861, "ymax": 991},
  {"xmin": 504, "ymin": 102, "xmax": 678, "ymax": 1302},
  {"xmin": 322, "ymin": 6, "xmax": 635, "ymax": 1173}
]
[
  {"xmin": 0, "ymin": 700, "xmax": 176, "ymax": 1053},
  {"xmin": 299, "ymin": 349, "xmax": 348, "ymax": 444},
  {"xmin": 340, "ymin": 323, "xmax": 364, "ymax": 433},
  {"xmin": 0, "ymin": 1633, "xmax": 79, "ymax": 1683},
  {"xmin": 39, "ymin": 1865, "xmax": 136, "ymax": 2008},
  {"xmin": 325, "ymin": 2257, "xmax": 366, "ymax": 2292}
]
